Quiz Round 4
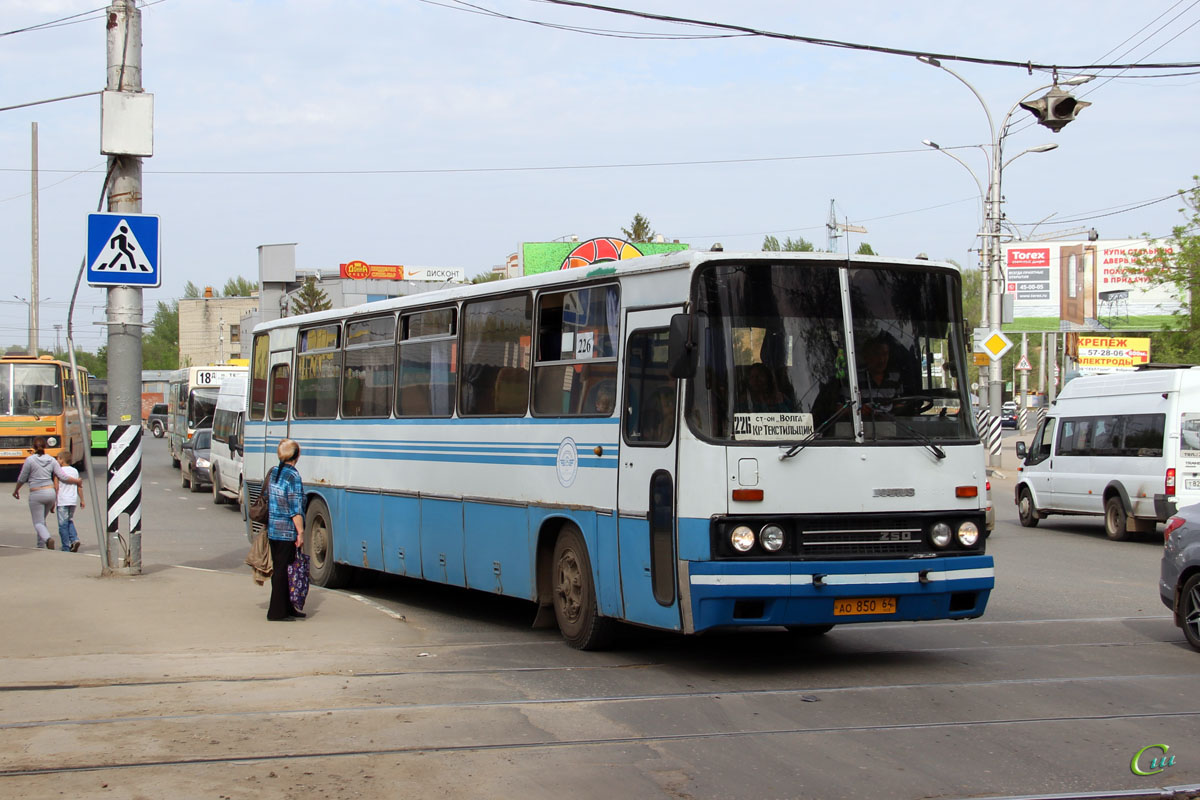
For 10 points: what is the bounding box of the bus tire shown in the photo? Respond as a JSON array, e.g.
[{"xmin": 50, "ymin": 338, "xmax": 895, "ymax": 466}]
[
  {"xmin": 552, "ymin": 526, "xmax": 614, "ymax": 651},
  {"xmin": 1017, "ymin": 487, "xmax": 1040, "ymax": 528},
  {"xmin": 1104, "ymin": 496, "xmax": 1130, "ymax": 541},
  {"xmin": 306, "ymin": 497, "xmax": 349, "ymax": 589},
  {"xmin": 212, "ymin": 469, "xmax": 228, "ymax": 505}
]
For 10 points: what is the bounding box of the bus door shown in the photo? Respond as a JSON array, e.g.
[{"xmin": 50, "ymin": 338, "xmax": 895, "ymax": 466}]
[
  {"xmin": 264, "ymin": 351, "xmax": 293, "ymax": 464},
  {"xmin": 617, "ymin": 308, "xmax": 682, "ymax": 631}
]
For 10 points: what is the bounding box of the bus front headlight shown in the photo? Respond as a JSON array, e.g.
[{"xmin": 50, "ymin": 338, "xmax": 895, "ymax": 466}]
[
  {"xmin": 46, "ymin": 436, "xmax": 58, "ymax": 447},
  {"xmin": 759, "ymin": 524, "xmax": 785, "ymax": 552},
  {"xmin": 930, "ymin": 522, "xmax": 952, "ymax": 548},
  {"xmin": 956, "ymin": 521, "xmax": 980, "ymax": 547},
  {"xmin": 730, "ymin": 525, "xmax": 756, "ymax": 553}
]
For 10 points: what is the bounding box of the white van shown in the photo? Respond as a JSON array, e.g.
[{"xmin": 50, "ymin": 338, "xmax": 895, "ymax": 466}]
[
  {"xmin": 1014, "ymin": 367, "xmax": 1200, "ymax": 540},
  {"xmin": 210, "ymin": 375, "xmax": 247, "ymax": 508}
]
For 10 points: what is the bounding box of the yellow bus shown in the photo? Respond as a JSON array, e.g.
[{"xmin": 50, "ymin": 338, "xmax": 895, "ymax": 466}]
[{"xmin": 0, "ymin": 353, "xmax": 90, "ymax": 468}]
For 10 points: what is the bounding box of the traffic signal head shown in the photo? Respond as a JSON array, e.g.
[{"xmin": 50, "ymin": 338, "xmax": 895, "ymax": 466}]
[{"xmin": 1019, "ymin": 86, "xmax": 1091, "ymax": 133}]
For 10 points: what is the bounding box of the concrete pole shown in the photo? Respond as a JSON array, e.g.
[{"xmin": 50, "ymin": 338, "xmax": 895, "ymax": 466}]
[
  {"xmin": 986, "ymin": 155, "xmax": 1004, "ymax": 466},
  {"xmin": 1046, "ymin": 333, "xmax": 1057, "ymax": 405},
  {"xmin": 30, "ymin": 122, "xmax": 39, "ymax": 355},
  {"xmin": 104, "ymin": 0, "xmax": 143, "ymax": 574}
]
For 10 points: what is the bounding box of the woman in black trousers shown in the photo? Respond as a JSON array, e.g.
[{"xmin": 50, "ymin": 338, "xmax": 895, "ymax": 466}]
[{"xmin": 266, "ymin": 438, "xmax": 306, "ymax": 621}]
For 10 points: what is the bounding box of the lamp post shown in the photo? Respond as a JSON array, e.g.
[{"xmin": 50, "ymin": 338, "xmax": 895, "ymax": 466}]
[
  {"xmin": 918, "ymin": 55, "xmax": 1091, "ymax": 465},
  {"xmin": 11, "ymin": 295, "xmax": 51, "ymax": 354}
]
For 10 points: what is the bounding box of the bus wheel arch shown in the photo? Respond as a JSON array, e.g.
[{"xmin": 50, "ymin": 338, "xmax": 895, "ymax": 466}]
[
  {"xmin": 548, "ymin": 523, "xmax": 615, "ymax": 650},
  {"xmin": 305, "ymin": 494, "xmax": 350, "ymax": 588}
]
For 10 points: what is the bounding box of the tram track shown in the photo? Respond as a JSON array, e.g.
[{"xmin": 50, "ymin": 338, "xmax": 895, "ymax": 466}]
[
  {"xmin": 3, "ymin": 707, "xmax": 1199, "ymax": 779},
  {"xmin": 1, "ymin": 669, "xmax": 1195, "ymax": 731}
]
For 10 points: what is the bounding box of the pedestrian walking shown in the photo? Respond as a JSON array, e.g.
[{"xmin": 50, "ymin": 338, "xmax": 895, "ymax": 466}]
[
  {"xmin": 267, "ymin": 439, "xmax": 306, "ymax": 621},
  {"xmin": 12, "ymin": 437, "xmax": 83, "ymax": 550},
  {"xmin": 53, "ymin": 451, "xmax": 85, "ymax": 552}
]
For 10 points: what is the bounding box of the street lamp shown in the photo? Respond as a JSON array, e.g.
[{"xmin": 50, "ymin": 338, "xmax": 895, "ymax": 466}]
[
  {"xmin": 11, "ymin": 295, "xmax": 51, "ymax": 354},
  {"xmin": 918, "ymin": 56, "xmax": 1090, "ymax": 465}
]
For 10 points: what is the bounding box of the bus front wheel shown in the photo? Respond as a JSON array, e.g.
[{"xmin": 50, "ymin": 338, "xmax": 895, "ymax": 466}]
[
  {"xmin": 305, "ymin": 497, "xmax": 349, "ymax": 588},
  {"xmin": 552, "ymin": 526, "xmax": 614, "ymax": 651}
]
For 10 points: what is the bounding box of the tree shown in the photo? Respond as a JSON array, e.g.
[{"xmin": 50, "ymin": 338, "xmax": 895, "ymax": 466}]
[
  {"xmin": 290, "ymin": 277, "xmax": 332, "ymax": 315},
  {"xmin": 621, "ymin": 213, "xmax": 655, "ymax": 243},
  {"xmin": 762, "ymin": 235, "xmax": 817, "ymax": 252},
  {"xmin": 183, "ymin": 281, "xmax": 202, "ymax": 299},
  {"xmin": 141, "ymin": 300, "xmax": 180, "ymax": 370},
  {"xmin": 855, "ymin": 242, "xmax": 877, "ymax": 256},
  {"xmin": 471, "ymin": 271, "xmax": 502, "ymax": 285},
  {"xmin": 1132, "ymin": 176, "xmax": 1200, "ymax": 363},
  {"xmin": 222, "ymin": 276, "xmax": 256, "ymax": 297}
]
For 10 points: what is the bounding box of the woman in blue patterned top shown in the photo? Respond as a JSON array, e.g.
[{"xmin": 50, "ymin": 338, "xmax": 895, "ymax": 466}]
[{"xmin": 267, "ymin": 438, "xmax": 306, "ymax": 621}]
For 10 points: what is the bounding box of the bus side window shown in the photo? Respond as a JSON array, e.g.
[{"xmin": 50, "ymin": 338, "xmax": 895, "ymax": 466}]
[
  {"xmin": 269, "ymin": 364, "xmax": 290, "ymax": 421},
  {"xmin": 623, "ymin": 329, "xmax": 675, "ymax": 446}
]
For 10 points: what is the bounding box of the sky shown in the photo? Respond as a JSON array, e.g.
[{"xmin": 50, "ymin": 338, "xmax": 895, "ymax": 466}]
[{"xmin": 1, "ymin": 0, "xmax": 1197, "ymax": 354}]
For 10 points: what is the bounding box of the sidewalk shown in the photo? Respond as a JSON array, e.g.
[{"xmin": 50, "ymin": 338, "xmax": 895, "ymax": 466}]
[{"xmin": 0, "ymin": 545, "xmax": 423, "ymax": 684}]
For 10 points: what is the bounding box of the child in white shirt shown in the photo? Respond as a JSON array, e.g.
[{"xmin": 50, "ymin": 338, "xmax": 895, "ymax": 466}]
[{"xmin": 53, "ymin": 452, "xmax": 85, "ymax": 552}]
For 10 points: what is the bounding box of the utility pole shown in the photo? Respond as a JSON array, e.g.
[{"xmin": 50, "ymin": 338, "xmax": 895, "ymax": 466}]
[
  {"xmin": 104, "ymin": 0, "xmax": 145, "ymax": 575},
  {"xmin": 31, "ymin": 122, "xmax": 39, "ymax": 355},
  {"xmin": 54, "ymin": 324, "xmax": 62, "ymax": 353}
]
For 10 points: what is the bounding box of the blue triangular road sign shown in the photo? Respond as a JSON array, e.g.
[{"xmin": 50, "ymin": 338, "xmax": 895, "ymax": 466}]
[{"xmin": 87, "ymin": 213, "xmax": 160, "ymax": 287}]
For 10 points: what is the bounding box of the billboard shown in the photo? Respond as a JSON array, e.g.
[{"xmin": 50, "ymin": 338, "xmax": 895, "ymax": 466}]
[
  {"xmin": 522, "ymin": 238, "xmax": 689, "ymax": 276},
  {"xmin": 339, "ymin": 261, "xmax": 465, "ymax": 282},
  {"xmin": 1002, "ymin": 239, "xmax": 1185, "ymax": 332},
  {"xmin": 1075, "ymin": 336, "xmax": 1151, "ymax": 374}
]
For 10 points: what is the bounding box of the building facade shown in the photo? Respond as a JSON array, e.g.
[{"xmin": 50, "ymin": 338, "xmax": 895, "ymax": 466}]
[{"xmin": 178, "ymin": 290, "xmax": 258, "ymax": 367}]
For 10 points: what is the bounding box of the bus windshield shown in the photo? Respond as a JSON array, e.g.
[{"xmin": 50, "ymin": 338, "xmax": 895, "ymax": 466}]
[
  {"xmin": 190, "ymin": 388, "xmax": 219, "ymax": 429},
  {"xmin": 686, "ymin": 260, "xmax": 975, "ymax": 444},
  {"xmin": 1, "ymin": 364, "xmax": 63, "ymax": 416}
]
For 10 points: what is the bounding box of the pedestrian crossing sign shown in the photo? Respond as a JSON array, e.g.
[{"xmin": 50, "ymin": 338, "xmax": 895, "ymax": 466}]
[{"xmin": 87, "ymin": 212, "xmax": 160, "ymax": 287}]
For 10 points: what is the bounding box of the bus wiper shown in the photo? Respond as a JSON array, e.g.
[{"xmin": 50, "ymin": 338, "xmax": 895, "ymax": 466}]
[
  {"xmin": 780, "ymin": 400, "xmax": 853, "ymax": 460},
  {"xmin": 887, "ymin": 415, "xmax": 946, "ymax": 460}
]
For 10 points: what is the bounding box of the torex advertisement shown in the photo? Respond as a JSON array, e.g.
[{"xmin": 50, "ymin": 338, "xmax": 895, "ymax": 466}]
[{"xmin": 1001, "ymin": 239, "xmax": 1186, "ymax": 332}]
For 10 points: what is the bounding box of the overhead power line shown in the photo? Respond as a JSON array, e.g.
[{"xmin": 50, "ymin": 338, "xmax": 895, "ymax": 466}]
[{"xmin": 523, "ymin": 0, "xmax": 1200, "ymax": 71}]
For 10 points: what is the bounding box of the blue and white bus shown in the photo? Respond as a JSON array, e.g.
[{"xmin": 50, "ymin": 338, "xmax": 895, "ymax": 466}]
[{"xmin": 244, "ymin": 249, "xmax": 994, "ymax": 648}]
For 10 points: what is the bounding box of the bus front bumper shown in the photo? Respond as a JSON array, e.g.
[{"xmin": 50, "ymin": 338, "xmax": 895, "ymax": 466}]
[{"xmin": 683, "ymin": 555, "xmax": 994, "ymax": 633}]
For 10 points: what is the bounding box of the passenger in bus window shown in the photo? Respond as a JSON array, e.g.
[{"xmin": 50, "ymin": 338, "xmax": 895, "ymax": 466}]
[{"xmin": 593, "ymin": 382, "xmax": 615, "ymax": 416}]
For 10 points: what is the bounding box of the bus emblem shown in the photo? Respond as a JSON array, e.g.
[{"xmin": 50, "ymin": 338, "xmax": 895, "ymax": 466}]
[
  {"xmin": 556, "ymin": 437, "xmax": 579, "ymax": 487},
  {"xmin": 873, "ymin": 488, "xmax": 915, "ymax": 497}
]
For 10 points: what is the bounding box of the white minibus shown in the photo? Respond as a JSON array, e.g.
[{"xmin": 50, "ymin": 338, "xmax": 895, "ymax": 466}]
[
  {"xmin": 1015, "ymin": 367, "xmax": 1200, "ymax": 539},
  {"xmin": 210, "ymin": 375, "xmax": 247, "ymax": 508}
]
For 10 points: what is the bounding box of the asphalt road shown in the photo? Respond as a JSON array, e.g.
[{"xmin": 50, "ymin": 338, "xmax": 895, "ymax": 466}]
[{"xmin": 2, "ymin": 434, "xmax": 1197, "ymax": 799}]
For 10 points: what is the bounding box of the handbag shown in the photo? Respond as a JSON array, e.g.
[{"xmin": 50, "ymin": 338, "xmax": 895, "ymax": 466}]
[
  {"xmin": 248, "ymin": 468, "xmax": 273, "ymax": 525},
  {"xmin": 244, "ymin": 527, "xmax": 272, "ymax": 585},
  {"xmin": 288, "ymin": 550, "xmax": 310, "ymax": 611}
]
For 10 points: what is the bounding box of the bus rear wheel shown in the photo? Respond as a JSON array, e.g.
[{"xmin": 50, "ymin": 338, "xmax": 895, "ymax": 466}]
[
  {"xmin": 552, "ymin": 526, "xmax": 614, "ymax": 650},
  {"xmin": 305, "ymin": 497, "xmax": 349, "ymax": 589},
  {"xmin": 1104, "ymin": 496, "xmax": 1130, "ymax": 541}
]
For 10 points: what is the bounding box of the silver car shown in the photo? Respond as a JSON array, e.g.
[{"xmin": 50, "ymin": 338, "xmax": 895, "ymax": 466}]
[{"xmin": 1160, "ymin": 502, "xmax": 1200, "ymax": 651}]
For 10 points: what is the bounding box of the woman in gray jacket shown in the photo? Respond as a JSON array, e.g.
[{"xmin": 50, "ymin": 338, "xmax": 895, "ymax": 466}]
[{"xmin": 12, "ymin": 437, "xmax": 82, "ymax": 549}]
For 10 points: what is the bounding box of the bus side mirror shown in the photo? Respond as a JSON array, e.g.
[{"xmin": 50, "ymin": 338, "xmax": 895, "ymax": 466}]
[
  {"xmin": 1015, "ymin": 441, "xmax": 1027, "ymax": 459},
  {"xmin": 667, "ymin": 313, "xmax": 697, "ymax": 379}
]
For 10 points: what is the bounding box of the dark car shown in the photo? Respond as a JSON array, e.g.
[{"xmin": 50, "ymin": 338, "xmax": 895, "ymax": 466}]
[
  {"xmin": 147, "ymin": 403, "xmax": 168, "ymax": 438},
  {"xmin": 1000, "ymin": 403, "xmax": 1018, "ymax": 429},
  {"xmin": 1160, "ymin": 502, "xmax": 1200, "ymax": 651},
  {"xmin": 181, "ymin": 428, "xmax": 213, "ymax": 493}
]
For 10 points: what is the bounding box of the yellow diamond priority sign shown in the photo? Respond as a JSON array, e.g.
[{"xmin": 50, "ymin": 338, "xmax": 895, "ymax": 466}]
[{"xmin": 982, "ymin": 331, "xmax": 1014, "ymax": 361}]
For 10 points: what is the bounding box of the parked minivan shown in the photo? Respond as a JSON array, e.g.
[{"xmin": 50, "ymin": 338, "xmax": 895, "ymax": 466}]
[
  {"xmin": 1014, "ymin": 367, "xmax": 1200, "ymax": 540},
  {"xmin": 210, "ymin": 376, "xmax": 247, "ymax": 508}
]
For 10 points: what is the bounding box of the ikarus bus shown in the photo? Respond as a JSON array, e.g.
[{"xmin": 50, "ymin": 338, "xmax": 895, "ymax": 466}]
[{"xmin": 244, "ymin": 249, "xmax": 994, "ymax": 648}]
